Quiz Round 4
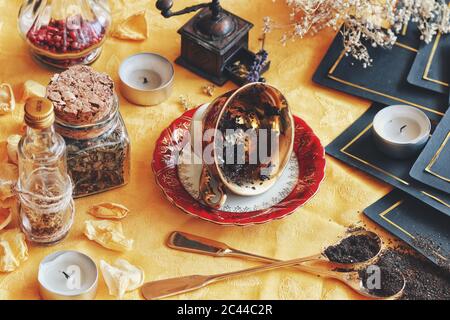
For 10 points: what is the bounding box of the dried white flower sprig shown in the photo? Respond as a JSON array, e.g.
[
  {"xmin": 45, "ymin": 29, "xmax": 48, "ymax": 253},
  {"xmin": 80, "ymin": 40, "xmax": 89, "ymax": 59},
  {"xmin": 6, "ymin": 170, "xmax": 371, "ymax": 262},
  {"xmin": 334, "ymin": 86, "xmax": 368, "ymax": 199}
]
[{"xmin": 265, "ymin": 0, "xmax": 450, "ymax": 66}]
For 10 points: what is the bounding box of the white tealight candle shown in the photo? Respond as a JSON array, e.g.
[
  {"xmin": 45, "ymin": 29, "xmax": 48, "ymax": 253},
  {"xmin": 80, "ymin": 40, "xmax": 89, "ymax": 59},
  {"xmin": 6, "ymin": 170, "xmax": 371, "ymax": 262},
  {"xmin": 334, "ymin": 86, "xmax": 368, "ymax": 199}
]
[
  {"xmin": 127, "ymin": 69, "xmax": 163, "ymax": 91},
  {"xmin": 119, "ymin": 53, "xmax": 174, "ymax": 106},
  {"xmin": 382, "ymin": 117, "xmax": 423, "ymax": 143},
  {"xmin": 38, "ymin": 251, "xmax": 98, "ymax": 300},
  {"xmin": 373, "ymin": 105, "xmax": 431, "ymax": 159}
]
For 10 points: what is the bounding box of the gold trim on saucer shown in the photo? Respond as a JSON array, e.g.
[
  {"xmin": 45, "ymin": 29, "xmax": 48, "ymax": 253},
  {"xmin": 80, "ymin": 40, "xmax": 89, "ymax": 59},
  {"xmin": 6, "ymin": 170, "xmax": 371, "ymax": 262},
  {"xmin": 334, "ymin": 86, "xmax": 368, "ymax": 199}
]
[
  {"xmin": 327, "ymin": 44, "xmax": 445, "ymax": 116},
  {"xmin": 340, "ymin": 124, "xmax": 450, "ymax": 208},
  {"xmin": 378, "ymin": 201, "xmax": 448, "ymax": 261},
  {"xmin": 425, "ymin": 131, "xmax": 450, "ymax": 183}
]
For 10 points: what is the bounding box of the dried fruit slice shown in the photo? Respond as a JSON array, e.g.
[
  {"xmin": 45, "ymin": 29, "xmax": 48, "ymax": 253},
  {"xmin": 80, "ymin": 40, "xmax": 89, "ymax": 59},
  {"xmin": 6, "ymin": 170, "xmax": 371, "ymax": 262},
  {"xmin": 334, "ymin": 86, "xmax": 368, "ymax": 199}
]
[
  {"xmin": 111, "ymin": 11, "xmax": 148, "ymax": 41},
  {"xmin": 100, "ymin": 259, "xmax": 144, "ymax": 299},
  {"xmin": 0, "ymin": 228, "xmax": 28, "ymax": 272},
  {"xmin": 0, "ymin": 83, "xmax": 15, "ymax": 115},
  {"xmin": 0, "ymin": 180, "xmax": 15, "ymax": 202},
  {"xmin": 0, "ymin": 164, "xmax": 18, "ymax": 181},
  {"xmin": 84, "ymin": 220, "xmax": 133, "ymax": 252},
  {"xmin": 6, "ymin": 135, "xmax": 21, "ymax": 165},
  {"xmin": 88, "ymin": 203, "xmax": 129, "ymax": 220},
  {"xmin": 0, "ymin": 208, "xmax": 12, "ymax": 231},
  {"xmin": 21, "ymin": 80, "xmax": 46, "ymax": 102}
]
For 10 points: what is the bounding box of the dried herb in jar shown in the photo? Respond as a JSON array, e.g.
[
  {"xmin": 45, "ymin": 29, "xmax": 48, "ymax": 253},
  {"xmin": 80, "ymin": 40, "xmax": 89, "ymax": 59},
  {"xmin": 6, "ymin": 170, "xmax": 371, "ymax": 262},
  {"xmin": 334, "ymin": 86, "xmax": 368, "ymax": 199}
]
[
  {"xmin": 49, "ymin": 66, "xmax": 131, "ymax": 198},
  {"xmin": 65, "ymin": 117, "xmax": 130, "ymax": 197}
]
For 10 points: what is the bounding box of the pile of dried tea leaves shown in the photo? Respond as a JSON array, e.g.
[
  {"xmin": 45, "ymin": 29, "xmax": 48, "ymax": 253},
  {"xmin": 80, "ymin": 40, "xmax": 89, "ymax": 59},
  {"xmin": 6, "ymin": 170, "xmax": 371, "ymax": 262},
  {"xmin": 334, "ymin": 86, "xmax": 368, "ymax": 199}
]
[
  {"xmin": 324, "ymin": 234, "xmax": 380, "ymax": 264},
  {"xmin": 358, "ymin": 260, "xmax": 405, "ymax": 298},
  {"xmin": 373, "ymin": 248, "xmax": 450, "ymax": 300},
  {"xmin": 324, "ymin": 230, "xmax": 450, "ymax": 300}
]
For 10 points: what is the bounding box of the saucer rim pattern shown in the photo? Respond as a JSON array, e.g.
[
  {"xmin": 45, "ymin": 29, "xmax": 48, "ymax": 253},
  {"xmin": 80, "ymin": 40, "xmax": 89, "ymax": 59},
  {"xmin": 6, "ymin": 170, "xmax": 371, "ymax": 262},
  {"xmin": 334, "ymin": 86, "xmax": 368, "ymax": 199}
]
[{"xmin": 177, "ymin": 152, "xmax": 300, "ymax": 213}]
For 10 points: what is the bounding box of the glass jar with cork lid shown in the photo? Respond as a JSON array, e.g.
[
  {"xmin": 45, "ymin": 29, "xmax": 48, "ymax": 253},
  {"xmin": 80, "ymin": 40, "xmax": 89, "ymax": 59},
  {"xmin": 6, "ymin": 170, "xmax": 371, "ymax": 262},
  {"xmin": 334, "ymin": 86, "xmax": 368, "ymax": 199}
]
[
  {"xmin": 17, "ymin": 97, "xmax": 74, "ymax": 245},
  {"xmin": 47, "ymin": 65, "xmax": 131, "ymax": 198}
]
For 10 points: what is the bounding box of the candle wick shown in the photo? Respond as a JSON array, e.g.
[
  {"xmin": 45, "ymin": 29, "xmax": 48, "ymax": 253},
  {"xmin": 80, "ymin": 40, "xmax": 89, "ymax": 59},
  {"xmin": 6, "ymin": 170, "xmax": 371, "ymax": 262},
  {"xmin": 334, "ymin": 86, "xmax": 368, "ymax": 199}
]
[
  {"xmin": 61, "ymin": 271, "xmax": 71, "ymax": 279},
  {"xmin": 143, "ymin": 77, "xmax": 149, "ymax": 84},
  {"xmin": 400, "ymin": 124, "xmax": 407, "ymax": 133}
]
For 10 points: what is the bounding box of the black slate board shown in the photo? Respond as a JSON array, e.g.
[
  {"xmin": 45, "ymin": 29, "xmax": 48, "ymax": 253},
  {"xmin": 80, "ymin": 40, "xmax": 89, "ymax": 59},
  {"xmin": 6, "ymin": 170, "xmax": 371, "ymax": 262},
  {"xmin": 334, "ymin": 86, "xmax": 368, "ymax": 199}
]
[
  {"xmin": 326, "ymin": 102, "xmax": 450, "ymax": 216},
  {"xmin": 364, "ymin": 190, "xmax": 449, "ymax": 267},
  {"xmin": 313, "ymin": 25, "xmax": 448, "ymax": 118},
  {"xmin": 407, "ymin": 33, "xmax": 450, "ymax": 94},
  {"xmin": 410, "ymin": 106, "xmax": 450, "ymax": 193}
]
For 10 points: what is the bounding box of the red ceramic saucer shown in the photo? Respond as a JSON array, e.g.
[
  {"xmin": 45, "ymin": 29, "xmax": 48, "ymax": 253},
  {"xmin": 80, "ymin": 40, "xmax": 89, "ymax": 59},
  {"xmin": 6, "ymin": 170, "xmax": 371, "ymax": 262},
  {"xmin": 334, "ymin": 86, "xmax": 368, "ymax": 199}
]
[{"xmin": 152, "ymin": 107, "xmax": 326, "ymax": 226}]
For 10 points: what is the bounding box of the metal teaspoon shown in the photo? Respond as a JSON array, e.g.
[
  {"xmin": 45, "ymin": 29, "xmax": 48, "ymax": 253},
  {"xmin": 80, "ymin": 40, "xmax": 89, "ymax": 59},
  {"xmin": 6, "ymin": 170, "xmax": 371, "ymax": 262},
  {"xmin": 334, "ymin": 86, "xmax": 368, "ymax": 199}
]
[
  {"xmin": 141, "ymin": 232, "xmax": 404, "ymax": 300},
  {"xmin": 167, "ymin": 230, "xmax": 384, "ymax": 269}
]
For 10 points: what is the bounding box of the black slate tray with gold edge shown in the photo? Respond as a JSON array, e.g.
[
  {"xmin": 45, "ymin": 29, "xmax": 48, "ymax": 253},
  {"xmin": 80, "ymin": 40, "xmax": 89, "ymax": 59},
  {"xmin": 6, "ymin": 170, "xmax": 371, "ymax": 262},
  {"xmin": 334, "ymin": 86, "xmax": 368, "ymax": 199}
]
[
  {"xmin": 313, "ymin": 24, "xmax": 448, "ymax": 120},
  {"xmin": 407, "ymin": 33, "xmax": 450, "ymax": 95},
  {"xmin": 364, "ymin": 190, "xmax": 449, "ymax": 267},
  {"xmin": 326, "ymin": 102, "xmax": 450, "ymax": 216},
  {"xmin": 410, "ymin": 105, "xmax": 450, "ymax": 194}
]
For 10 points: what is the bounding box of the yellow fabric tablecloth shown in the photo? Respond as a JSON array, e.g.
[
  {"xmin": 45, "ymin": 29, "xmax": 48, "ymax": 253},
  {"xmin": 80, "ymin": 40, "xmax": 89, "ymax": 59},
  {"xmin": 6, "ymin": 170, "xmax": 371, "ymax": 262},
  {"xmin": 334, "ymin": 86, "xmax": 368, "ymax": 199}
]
[{"xmin": 0, "ymin": 0, "xmax": 395, "ymax": 300}]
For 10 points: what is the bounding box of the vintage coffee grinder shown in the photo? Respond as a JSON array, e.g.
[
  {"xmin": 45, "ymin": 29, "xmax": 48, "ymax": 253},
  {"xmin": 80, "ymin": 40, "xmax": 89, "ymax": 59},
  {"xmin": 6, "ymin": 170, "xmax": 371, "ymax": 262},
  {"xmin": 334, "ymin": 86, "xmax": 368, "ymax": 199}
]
[{"xmin": 156, "ymin": 0, "xmax": 266, "ymax": 86}]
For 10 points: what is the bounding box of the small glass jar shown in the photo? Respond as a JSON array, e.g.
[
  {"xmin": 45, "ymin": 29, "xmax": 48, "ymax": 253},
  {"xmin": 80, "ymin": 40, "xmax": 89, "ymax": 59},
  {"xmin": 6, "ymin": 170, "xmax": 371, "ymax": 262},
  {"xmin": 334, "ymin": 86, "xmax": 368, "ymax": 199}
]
[
  {"xmin": 18, "ymin": 97, "xmax": 74, "ymax": 245},
  {"xmin": 18, "ymin": 0, "xmax": 111, "ymax": 69},
  {"xmin": 54, "ymin": 96, "xmax": 131, "ymax": 197}
]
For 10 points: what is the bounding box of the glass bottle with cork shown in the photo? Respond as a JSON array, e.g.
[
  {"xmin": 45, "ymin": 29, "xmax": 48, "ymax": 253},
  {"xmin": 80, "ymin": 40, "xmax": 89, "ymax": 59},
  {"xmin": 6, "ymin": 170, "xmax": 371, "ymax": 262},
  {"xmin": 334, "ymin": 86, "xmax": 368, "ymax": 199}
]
[{"xmin": 17, "ymin": 97, "xmax": 74, "ymax": 245}]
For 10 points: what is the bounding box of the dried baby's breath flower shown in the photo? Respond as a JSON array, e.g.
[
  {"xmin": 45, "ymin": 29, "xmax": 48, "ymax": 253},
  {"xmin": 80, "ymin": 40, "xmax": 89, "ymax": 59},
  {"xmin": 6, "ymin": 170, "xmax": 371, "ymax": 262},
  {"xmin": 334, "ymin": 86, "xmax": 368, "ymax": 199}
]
[
  {"xmin": 88, "ymin": 202, "xmax": 129, "ymax": 220},
  {"xmin": 179, "ymin": 95, "xmax": 193, "ymax": 111},
  {"xmin": 202, "ymin": 84, "xmax": 216, "ymax": 97},
  {"xmin": 266, "ymin": 0, "xmax": 450, "ymax": 66}
]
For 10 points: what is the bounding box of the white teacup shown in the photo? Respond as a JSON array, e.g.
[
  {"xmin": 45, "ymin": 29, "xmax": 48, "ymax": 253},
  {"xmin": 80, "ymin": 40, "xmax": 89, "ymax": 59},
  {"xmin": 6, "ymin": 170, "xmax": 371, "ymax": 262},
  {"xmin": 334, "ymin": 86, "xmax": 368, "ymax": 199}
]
[{"xmin": 186, "ymin": 83, "xmax": 295, "ymax": 208}]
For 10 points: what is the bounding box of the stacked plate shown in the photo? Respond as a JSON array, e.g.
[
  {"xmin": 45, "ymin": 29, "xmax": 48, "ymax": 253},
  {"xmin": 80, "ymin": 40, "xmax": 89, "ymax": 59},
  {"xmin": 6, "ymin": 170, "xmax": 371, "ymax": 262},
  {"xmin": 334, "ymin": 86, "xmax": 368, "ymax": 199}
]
[{"xmin": 314, "ymin": 24, "xmax": 450, "ymax": 265}]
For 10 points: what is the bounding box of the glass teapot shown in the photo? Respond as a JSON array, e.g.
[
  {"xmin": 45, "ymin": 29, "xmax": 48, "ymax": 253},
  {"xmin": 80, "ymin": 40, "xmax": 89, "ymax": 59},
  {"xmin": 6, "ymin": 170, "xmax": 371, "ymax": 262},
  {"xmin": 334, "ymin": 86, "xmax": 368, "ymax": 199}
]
[{"xmin": 18, "ymin": 0, "xmax": 111, "ymax": 69}]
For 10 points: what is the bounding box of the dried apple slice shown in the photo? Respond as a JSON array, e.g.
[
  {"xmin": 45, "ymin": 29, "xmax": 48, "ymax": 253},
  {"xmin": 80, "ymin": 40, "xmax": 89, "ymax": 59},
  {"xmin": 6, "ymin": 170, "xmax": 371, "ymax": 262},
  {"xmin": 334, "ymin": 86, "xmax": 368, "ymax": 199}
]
[
  {"xmin": 100, "ymin": 259, "xmax": 144, "ymax": 299},
  {"xmin": 0, "ymin": 83, "xmax": 15, "ymax": 115},
  {"xmin": 88, "ymin": 203, "xmax": 129, "ymax": 220},
  {"xmin": 111, "ymin": 11, "xmax": 148, "ymax": 41},
  {"xmin": 21, "ymin": 80, "xmax": 46, "ymax": 102},
  {"xmin": 0, "ymin": 208, "xmax": 12, "ymax": 231},
  {"xmin": 6, "ymin": 135, "xmax": 21, "ymax": 165},
  {"xmin": 0, "ymin": 164, "xmax": 18, "ymax": 181},
  {"xmin": 0, "ymin": 180, "xmax": 15, "ymax": 202},
  {"xmin": 0, "ymin": 228, "xmax": 28, "ymax": 272},
  {"xmin": 84, "ymin": 220, "xmax": 133, "ymax": 252}
]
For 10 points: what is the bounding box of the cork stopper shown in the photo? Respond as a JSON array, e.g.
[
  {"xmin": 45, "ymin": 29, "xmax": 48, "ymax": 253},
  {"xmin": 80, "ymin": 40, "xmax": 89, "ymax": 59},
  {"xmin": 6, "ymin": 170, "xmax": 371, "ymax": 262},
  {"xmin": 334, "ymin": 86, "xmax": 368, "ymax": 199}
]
[{"xmin": 24, "ymin": 97, "xmax": 55, "ymax": 129}]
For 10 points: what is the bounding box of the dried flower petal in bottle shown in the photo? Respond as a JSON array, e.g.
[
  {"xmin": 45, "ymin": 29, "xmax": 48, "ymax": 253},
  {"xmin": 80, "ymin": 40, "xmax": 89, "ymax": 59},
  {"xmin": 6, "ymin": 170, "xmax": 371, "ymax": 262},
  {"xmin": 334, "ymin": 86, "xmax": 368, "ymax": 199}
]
[{"xmin": 17, "ymin": 97, "xmax": 74, "ymax": 245}]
